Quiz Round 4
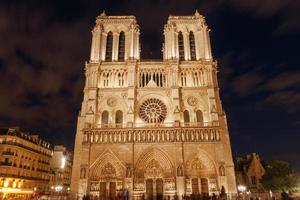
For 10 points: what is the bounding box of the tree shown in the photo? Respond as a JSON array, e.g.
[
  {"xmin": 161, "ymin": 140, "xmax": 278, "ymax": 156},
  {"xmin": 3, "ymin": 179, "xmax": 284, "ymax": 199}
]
[{"xmin": 261, "ymin": 160, "xmax": 300, "ymax": 192}]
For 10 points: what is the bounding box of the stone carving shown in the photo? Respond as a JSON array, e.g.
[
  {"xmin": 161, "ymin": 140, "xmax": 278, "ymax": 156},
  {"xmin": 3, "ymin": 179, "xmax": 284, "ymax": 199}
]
[
  {"xmin": 187, "ymin": 96, "xmax": 198, "ymax": 106},
  {"xmin": 177, "ymin": 164, "xmax": 183, "ymax": 176},
  {"xmin": 191, "ymin": 158, "xmax": 203, "ymax": 169},
  {"xmin": 139, "ymin": 98, "xmax": 167, "ymax": 123},
  {"xmin": 80, "ymin": 167, "xmax": 86, "ymax": 179},
  {"xmin": 145, "ymin": 159, "xmax": 163, "ymax": 178},
  {"xmin": 126, "ymin": 165, "xmax": 132, "ymax": 178},
  {"xmin": 107, "ymin": 97, "xmax": 117, "ymax": 107},
  {"xmin": 165, "ymin": 178, "xmax": 176, "ymax": 190},
  {"xmin": 84, "ymin": 128, "xmax": 221, "ymax": 144},
  {"xmin": 101, "ymin": 163, "xmax": 116, "ymax": 178}
]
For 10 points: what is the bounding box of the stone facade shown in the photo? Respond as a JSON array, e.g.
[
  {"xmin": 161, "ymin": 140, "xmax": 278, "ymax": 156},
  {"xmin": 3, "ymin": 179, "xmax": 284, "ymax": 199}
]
[
  {"xmin": 50, "ymin": 145, "xmax": 73, "ymax": 191},
  {"xmin": 0, "ymin": 127, "xmax": 52, "ymax": 198},
  {"xmin": 235, "ymin": 153, "xmax": 265, "ymax": 192},
  {"xmin": 71, "ymin": 11, "xmax": 237, "ymax": 199}
]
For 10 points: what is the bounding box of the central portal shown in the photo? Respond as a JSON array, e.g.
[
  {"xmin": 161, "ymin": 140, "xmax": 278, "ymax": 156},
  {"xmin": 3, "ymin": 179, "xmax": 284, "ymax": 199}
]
[{"xmin": 146, "ymin": 179, "xmax": 164, "ymax": 200}]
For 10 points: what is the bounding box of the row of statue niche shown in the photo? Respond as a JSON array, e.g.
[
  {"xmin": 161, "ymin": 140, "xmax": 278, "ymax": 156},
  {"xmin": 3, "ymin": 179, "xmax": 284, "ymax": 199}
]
[{"xmin": 85, "ymin": 129, "xmax": 220, "ymax": 143}]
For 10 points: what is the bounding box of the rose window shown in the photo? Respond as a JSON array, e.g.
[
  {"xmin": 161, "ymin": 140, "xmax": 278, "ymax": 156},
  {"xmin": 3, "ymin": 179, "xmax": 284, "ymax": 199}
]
[{"xmin": 139, "ymin": 98, "xmax": 167, "ymax": 123}]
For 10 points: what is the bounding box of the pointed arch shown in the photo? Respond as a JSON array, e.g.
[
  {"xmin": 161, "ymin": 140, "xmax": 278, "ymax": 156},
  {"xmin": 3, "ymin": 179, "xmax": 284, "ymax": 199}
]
[
  {"xmin": 118, "ymin": 31, "xmax": 125, "ymax": 61},
  {"xmin": 115, "ymin": 110, "xmax": 123, "ymax": 127},
  {"xmin": 189, "ymin": 31, "xmax": 196, "ymax": 60},
  {"xmin": 196, "ymin": 110, "xmax": 203, "ymax": 126},
  {"xmin": 101, "ymin": 111, "xmax": 109, "ymax": 127},
  {"xmin": 184, "ymin": 110, "xmax": 190, "ymax": 126},
  {"xmin": 135, "ymin": 147, "xmax": 174, "ymax": 178},
  {"xmin": 178, "ymin": 32, "xmax": 185, "ymax": 61},
  {"xmin": 105, "ymin": 31, "xmax": 113, "ymax": 62},
  {"xmin": 89, "ymin": 149, "xmax": 125, "ymax": 180},
  {"xmin": 185, "ymin": 149, "xmax": 218, "ymax": 177}
]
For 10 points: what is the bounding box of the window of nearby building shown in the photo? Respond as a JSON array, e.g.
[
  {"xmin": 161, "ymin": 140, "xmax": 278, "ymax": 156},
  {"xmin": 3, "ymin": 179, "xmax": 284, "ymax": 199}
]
[
  {"xmin": 178, "ymin": 32, "xmax": 185, "ymax": 61},
  {"xmin": 105, "ymin": 31, "xmax": 113, "ymax": 62},
  {"xmin": 251, "ymin": 176, "xmax": 256, "ymax": 185}
]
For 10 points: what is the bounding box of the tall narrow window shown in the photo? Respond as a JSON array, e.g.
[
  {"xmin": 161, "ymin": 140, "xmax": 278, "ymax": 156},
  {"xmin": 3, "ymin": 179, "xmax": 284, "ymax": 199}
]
[
  {"xmin": 196, "ymin": 110, "xmax": 203, "ymax": 126},
  {"xmin": 183, "ymin": 110, "xmax": 190, "ymax": 126},
  {"xmin": 189, "ymin": 31, "xmax": 196, "ymax": 60},
  {"xmin": 105, "ymin": 31, "xmax": 113, "ymax": 62},
  {"xmin": 101, "ymin": 111, "xmax": 109, "ymax": 127},
  {"xmin": 115, "ymin": 110, "xmax": 123, "ymax": 127},
  {"xmin": 118, "ymin": 31, "xmax": 125, "ymax": 61},
  {"xmin": 178, "ymin": 32, "xmax": 185, "ymax": 61}
]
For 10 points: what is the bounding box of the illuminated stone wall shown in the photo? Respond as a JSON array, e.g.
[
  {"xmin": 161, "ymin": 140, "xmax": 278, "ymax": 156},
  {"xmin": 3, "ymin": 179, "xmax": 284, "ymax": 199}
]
[{"xmin": 71, "ymin": 11, "xmax": 237, "ymax": 199}]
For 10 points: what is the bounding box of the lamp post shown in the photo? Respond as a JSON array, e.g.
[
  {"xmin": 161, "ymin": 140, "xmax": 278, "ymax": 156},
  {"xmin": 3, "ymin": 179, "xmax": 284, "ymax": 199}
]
[{"xmin": 237, "ymin": 185, "xmax": 247, "ymax": 200}]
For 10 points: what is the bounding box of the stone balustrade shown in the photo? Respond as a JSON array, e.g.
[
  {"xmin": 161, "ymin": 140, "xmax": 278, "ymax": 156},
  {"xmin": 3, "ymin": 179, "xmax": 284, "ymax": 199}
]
[{"xmin": 82, "ymin": 126, "xmax": 222, "ymax": 144}]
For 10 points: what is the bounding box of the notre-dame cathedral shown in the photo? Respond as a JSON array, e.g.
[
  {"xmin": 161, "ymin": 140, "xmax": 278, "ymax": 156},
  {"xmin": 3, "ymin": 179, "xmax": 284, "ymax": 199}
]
[{"xmin": 71, "ymin": 10, "xmax": 237, "ymax": 200}]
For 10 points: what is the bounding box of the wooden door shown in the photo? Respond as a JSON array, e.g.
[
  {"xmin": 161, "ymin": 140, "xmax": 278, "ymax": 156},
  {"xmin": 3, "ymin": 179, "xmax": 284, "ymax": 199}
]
[
  {"xmin": 156, "ymin": 179, "xmax": 163, "ymax": 200},
  {"xmin": 200, "ymin": 178, "xmax": 209, "ymax": 194},
  {"xmin": 109, "ymin": 182, "xmax": 116, "ymax": 199},
  {"xmin": 191, "ymin": 178, "xmax": 199, "ymax": 193},
  {"xmin": 100, "ymin": 182, "xmax": 106, "ymax": 200},
  {"xmin": 146, "ymin": 179, "xmax": 153, "ymax": 200}
]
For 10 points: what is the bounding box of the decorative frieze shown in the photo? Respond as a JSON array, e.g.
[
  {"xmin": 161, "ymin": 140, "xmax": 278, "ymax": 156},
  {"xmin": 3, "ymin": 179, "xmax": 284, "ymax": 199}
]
[{"xmin": 82, "ymin": 127, "xmax": 221, "ymax": 144}]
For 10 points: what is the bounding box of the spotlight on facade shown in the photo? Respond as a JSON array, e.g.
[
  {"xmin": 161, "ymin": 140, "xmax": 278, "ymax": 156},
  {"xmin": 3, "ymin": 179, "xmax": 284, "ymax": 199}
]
[
  {"xmin": 3, "ymin": 180, "xmax": 9, "ymax": 188},
  {"xmin": 60, "ymin": 156, "xmax": 66, "ymax": 169},
  {"xmin": 237, "ymin": 185, "xmax": 247, "ymax": 193}
]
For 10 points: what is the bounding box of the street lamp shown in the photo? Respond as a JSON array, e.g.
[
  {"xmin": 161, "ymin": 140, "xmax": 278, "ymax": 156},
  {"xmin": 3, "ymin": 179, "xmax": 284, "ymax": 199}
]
[{"xmin": 237, "ymin": 185, "xmax": 247, "ymax": 193}]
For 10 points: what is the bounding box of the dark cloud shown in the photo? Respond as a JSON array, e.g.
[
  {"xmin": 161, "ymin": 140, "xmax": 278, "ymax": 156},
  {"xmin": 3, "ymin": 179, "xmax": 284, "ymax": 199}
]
[
  {"xmin": 232, "ymin": 72, "xmax": 264, "ymax": 96},
  {"xmin": 260, "ymin": 91, "xmax": 300, "ymax": 113},
  {"xmin": 263, "ymin": 72, "xmax": 300, "ymax": 91},
  {"xmin": 228, "ymin": 0, "xmax": 300, "ymax": 34}
]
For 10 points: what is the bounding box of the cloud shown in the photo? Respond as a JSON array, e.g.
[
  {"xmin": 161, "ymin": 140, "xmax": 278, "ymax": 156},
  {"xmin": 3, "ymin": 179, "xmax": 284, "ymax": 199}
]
[
  {"xmin": 263, "ymin": 72, "xmax": 300, "ymax": 91},
  {"xmin": 262, "ymin": 91, "xmax": 300, "ymax": 113},
  {"xmin": 0, "ymin": 3, "xmax": 87, "ymax": 141},
  {"xmin": 228, "ymin": 0, "xmax": 300, "ymax": 34},
  {"xmin": 232, "ymin": 72, "xmax": 264, "ymax": 96}
]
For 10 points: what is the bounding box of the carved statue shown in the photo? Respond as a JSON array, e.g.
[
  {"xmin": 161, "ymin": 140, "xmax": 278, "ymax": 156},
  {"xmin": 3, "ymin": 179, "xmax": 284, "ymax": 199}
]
[{"xmin": 177, "ymin": 165, "xmax": 183, "ymax": 176}]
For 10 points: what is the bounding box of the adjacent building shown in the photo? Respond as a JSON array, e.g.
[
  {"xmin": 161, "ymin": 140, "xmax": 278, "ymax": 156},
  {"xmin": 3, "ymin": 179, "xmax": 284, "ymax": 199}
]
[
  {"xmin": 0, "ymin": 127, "xmax": 52, "ymax": 198},
  {"xmin": 235, "ymin": 153, "xmax": 266, "ymax": 192},
  {"xmin": 71, "ymin": 11, "xmax": 237, "ymax": 199},
  {"xmin": 50, "ymin": 145, "xmax": 73, "ymax": 192}
]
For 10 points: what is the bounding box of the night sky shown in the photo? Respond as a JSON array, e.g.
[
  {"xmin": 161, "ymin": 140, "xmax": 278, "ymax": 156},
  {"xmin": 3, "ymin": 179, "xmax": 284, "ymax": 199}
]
[{"xmin": 0, "ymin": 1, "xmax": 299, "ymax": 171}]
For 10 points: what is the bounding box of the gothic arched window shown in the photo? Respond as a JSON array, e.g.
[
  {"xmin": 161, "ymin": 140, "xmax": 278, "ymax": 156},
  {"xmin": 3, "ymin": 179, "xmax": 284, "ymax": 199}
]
[
  {"xmin": 101, "ymin": 111, "xmax": 109, "ymax": 127},
  {"xmin": 178, "ymin": 32, "xmax": 185, "ymax": 61},
  {"xmin": 118, "ymin": 31, "xmax": 125, "ymax": 61},
  {"xmin": 105, "ymin": 31, "xmax": 113, "ymax": 62},
  {"xmin": 189, "ymin": 31, "xmax": 196, "ymax": 60},
  {"xmin": 183, "ymin": 110, "xmax": 190, "ymax": 126},
  {"xmin": 115, "ymin": 110, "xmax": 123, "ymax": 127},
  {"xmin": 196, "ymin": 110, "xmax": 203, "ymax": 126}
]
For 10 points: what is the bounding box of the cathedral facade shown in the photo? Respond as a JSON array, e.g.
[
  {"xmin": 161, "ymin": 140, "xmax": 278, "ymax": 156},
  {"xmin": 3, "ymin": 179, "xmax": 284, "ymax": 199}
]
[{"xmin": 71, "ymin": 11, "xmax": 237, "ymax": 199}]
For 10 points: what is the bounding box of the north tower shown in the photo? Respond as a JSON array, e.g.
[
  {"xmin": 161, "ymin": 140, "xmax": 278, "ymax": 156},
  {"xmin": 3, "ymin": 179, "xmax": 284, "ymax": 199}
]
[{"xmin": 71, "ymin": 11, "xmax": 237, "ymax": 199}]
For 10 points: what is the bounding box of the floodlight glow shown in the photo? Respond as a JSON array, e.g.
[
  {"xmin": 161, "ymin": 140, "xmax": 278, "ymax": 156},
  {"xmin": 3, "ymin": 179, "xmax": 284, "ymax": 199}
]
[
  {"xmin": 61, "ymin": 156, "xmax": 66, "ymax": 169},
  {"xmin": 237, "ymin": 185, "xmax": 247, "ymax": 192}
]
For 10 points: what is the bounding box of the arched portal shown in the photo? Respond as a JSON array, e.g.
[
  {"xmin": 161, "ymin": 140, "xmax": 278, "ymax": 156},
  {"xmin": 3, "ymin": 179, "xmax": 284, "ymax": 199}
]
[
  {"xmin": 89, "ymin": 149, "xmax": 125, "ymax": 199},
  {"xmin": 185, "ymin": 150, "xmax": 218, "ymax": 194},
  {"xmin": 135, "ymin": 147, "xmax": 175, "ymax": 199}
]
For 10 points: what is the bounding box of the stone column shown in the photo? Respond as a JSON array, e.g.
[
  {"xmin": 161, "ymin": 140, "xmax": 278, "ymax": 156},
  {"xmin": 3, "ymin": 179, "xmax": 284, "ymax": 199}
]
[
  {"xmin": 90, "ymin": 25, "xmax": 101, "ymax": 62},
  {"xmin": 113, "ymin": 32, "xmax": 120, "ymax": 61},
  {"xmin": 101, "ymin": 32, "xmax": 107, "ymax": 61},
  {"xmin": 183, "ymin": 31, "xmax": 190, "ymax": 61}
]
